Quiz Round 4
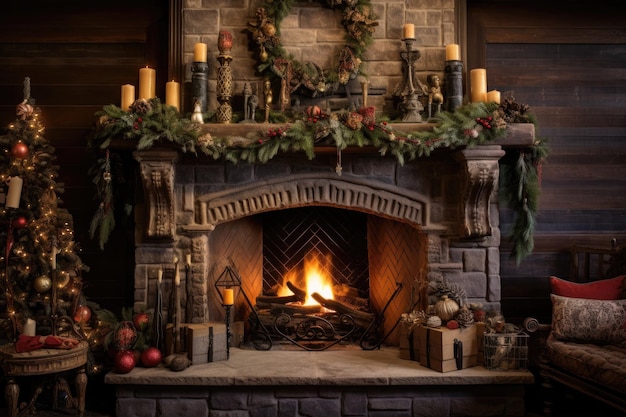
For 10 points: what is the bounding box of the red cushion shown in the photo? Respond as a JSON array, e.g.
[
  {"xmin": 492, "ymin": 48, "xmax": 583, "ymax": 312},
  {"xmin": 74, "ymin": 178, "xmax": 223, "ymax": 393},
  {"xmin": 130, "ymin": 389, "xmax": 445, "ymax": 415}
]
[{"xmin": 550, "ymin": 275, "xmax": 625, "ymax": 300}]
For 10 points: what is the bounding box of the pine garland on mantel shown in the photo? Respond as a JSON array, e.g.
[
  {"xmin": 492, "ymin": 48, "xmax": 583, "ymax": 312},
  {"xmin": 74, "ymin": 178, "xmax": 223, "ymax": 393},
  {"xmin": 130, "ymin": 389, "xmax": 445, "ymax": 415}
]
[{"xmin": 87, "ymin": 98, "xmax": 547, "ymax": 263}]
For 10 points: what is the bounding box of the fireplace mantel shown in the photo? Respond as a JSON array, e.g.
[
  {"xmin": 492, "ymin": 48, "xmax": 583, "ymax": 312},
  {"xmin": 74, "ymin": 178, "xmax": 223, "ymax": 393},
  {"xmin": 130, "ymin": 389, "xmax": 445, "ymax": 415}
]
[{"xmin": 133, "ymin": 123, "xmax": 533, "ymax": 241}]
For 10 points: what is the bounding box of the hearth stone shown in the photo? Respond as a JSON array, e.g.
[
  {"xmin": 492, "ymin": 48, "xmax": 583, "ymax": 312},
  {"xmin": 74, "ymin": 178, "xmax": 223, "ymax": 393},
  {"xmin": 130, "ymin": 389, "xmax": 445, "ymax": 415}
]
[{"xmin": 105, "ymin": 348, "xmax": 533, "ymax": 417}]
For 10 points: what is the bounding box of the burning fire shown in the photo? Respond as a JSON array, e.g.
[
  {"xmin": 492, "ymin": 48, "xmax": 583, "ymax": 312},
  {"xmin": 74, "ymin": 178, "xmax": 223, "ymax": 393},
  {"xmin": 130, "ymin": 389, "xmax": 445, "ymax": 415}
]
[{"xmin": 278, "ymin": 253, "xmax": 334, "ymax": 305}]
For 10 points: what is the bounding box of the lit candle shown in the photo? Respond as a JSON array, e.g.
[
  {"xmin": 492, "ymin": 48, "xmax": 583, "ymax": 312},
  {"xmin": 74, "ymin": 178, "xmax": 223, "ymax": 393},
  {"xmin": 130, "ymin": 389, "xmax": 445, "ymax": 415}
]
[
  {"xmin": 165, "ymin": 80, "xmax": 180, "ymax": 111},
  {"xmin": 403, "ymin": 24, "xmax": 415, "ymax": 40},
  {"xmin": 194, "ymin": 43, "xmax": 208, "ymax": 62},
  {"xmin": 6, "ymin": 176, "xmax": 23, "ymax": 209},
  {"xmin": 120, "ymin": 84, "xmax": 135, "ymax": 110},
  {"xmin": 174, "ymin": 264, "xmax": 180, "ymax": 287},
  {"xmin": 23, "ymin": 318, "xmax": 36, "ymax": 336},
  {"xmin": 223, "ymin": 288, "xmax": 234, "ymax": 305},
  {"xmin": 487, "ymin": 90, "xmax": 501, "ymax": 104},
  {"xmin": 138, "ymin": 67, "xmax": 156, "ymax": 100},
  {"xmin": 470, "ymin": 68, "xmax": 487, "ymax": 103},
  {"xmin": 446, "ymin": 44, "xmax": 460, "ymax": 61}
]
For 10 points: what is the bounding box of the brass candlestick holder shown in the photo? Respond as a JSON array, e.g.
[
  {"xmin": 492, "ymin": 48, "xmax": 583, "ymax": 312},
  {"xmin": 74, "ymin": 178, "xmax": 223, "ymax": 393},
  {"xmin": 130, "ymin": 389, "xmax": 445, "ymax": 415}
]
[{"xmin": 400, "ymin": 37, "xmax": 423, "ymax": 123}]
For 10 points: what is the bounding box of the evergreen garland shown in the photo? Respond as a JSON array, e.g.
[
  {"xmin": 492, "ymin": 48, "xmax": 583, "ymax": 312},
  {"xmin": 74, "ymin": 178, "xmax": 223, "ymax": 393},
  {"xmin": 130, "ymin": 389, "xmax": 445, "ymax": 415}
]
[{"xmin": 87, "ymin": 100, "xmax": 547, "ymax": 262}]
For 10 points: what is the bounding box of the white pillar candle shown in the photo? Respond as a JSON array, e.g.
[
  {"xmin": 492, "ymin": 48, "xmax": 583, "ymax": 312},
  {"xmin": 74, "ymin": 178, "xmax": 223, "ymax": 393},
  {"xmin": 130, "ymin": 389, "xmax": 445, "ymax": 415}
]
[
  {"xmin": 138, "ymin": 67, "xmax": 156, "ymax": 100},
  {"xmin": 6, "ymin": 176, "xmax": 23, "ymax": 209},
  {"xmin": 470, "ymin": 68, "xmax": 487, "ymax": 103},
  {"xmin": 445, "ymin": 44, "xmax": 460, "ymax": 61},
  {"xmin": 165, "ymin": 80, "xmax": 180, "ymax": 111},
  {"xmin": 403, "ymin": 24, "xmax": 415, "ymax": 39},
  {"xmin": 121, "ymin": 84, "xmax": 135, "ymax": 110},
  {"xmin": 487, "ymin": 90, "xmax": 501, "ymax": 104},
  {"xmin": 194, "ymin": 43, "xmax": 207, "ymax": 62},
  {"xmin": 23, "ymin": 318, "xmax": 36, "ymax": 336}
]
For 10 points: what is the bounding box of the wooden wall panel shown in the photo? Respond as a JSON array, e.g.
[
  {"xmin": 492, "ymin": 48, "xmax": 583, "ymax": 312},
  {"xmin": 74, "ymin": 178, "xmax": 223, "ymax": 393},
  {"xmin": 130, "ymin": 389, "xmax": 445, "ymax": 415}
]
[
  {"xmin": 468, "ymin": 1, "xmax": 626, "ymax": 324},
  {"xmin": 0, "ymin": 0, "xmax": 168, "ymax": 315}
]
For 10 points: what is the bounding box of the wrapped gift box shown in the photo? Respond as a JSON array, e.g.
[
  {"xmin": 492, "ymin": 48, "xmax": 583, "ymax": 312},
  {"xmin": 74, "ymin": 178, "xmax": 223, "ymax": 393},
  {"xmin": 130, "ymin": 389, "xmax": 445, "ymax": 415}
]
[
  {"xmin": 398, "ymin": 322, "xmax": 420, "ymax": 361},
  {"xmin": 165, "ymin": 322, "xmax": 227, "ymax": 363},
  {"xmin": 417, "ymin": 325, "xmax": 478, "ymax": 372}
]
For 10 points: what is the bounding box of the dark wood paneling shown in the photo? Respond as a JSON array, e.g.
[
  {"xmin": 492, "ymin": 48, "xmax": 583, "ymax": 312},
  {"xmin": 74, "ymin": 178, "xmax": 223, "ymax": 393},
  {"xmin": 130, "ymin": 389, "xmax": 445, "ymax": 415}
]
[
  {"xmin": 468, "ymin": 1, "xmax": 626, "ymax": 324},
  {"xmin": 0, "ymin": 0, "xmax": 168, "ymax": 315}
]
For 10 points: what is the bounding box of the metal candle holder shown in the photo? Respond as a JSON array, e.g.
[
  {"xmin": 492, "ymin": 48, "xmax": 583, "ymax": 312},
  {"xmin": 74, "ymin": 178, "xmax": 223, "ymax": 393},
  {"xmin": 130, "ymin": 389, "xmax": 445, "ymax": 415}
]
[
  {"xmin": 444, "ymin": 59, "xmax": 464, "ymax": 112},
  {"xmin": 400, "ymin": 38, "xmax": 423, "ymax": 123},
  {"xmin": 223, "ymin": 303, "xmax": 232, "ymax": 359},
  {"xmin": 191, "ymin": 61, "xmax": 209, "ymax": 113}
]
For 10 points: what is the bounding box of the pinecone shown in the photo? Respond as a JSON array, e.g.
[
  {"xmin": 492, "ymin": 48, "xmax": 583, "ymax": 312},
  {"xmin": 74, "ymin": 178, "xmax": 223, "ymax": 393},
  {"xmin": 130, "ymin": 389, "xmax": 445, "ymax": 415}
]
[
  {"xmin": 130, "ymin": 98, "xmax": 152, "ymax": 115},
  {"xmin": 456, "ymin": 306, "xmax": 475, "ymax": 328}
]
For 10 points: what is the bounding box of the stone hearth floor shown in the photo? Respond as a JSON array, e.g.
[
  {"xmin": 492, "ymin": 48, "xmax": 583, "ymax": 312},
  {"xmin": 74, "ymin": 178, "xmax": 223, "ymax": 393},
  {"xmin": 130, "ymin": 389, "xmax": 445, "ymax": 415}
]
[{"xmin": 105, "ymin": 347, "xmax": 534, "ymax": 386}]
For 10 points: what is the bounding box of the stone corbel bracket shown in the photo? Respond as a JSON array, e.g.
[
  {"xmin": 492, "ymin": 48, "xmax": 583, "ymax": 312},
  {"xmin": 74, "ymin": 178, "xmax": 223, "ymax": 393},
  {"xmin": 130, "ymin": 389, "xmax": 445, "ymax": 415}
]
[
  {"xmin": 455, "ymin": 146, "xmax": 505, "ymax": 239},
  {"xmin": 133, "ymin": 149, "xmax": 179, "ymax": 240}
]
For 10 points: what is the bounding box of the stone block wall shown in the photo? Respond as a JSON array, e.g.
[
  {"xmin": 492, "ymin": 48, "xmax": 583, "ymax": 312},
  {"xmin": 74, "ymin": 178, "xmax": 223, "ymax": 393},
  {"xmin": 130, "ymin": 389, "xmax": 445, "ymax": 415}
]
[{"xmin": 180, "ymin": 0, "xmax": 458, "ymax": 113}]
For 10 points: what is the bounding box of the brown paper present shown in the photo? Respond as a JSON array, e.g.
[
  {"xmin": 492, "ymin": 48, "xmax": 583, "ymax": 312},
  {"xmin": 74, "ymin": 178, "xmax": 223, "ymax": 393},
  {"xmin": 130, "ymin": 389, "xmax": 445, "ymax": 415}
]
[
  {"xmin": 398, "ymin": 322, "xmax": 420, "ymax": 361},
  {"xmin": 417, "ymin": 325, "xmax": 478, "ymax": 372}
]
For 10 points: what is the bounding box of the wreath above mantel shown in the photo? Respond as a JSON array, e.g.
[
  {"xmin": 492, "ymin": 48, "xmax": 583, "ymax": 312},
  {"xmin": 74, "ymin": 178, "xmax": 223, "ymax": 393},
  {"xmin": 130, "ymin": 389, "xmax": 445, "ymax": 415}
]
[{"xmin": 247, "ymin": 0, "xmax": 378, "ymax": 95}]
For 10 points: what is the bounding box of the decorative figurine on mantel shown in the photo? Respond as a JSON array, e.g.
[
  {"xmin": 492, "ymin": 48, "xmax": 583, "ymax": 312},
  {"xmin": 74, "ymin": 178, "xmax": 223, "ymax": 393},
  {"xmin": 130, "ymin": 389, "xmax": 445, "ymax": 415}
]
[
  {"xmin": 418, "ymin": 74, "xmax": 444, "ymax": 120},
  {"xmin": 191, "ymin": 99, "xmax": 204, "ymax": 124}
]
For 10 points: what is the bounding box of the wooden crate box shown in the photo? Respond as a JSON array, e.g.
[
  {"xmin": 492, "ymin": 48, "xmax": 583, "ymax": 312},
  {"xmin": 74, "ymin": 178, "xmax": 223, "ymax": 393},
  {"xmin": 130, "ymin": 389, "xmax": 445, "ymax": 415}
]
[{"xmin": 417, "ymin": 325, "xmax": 478, "ymax": 372}]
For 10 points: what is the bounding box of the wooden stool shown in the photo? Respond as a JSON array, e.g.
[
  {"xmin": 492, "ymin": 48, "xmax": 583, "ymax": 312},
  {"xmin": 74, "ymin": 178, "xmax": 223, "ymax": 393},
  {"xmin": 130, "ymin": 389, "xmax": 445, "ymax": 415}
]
[{"xmin": 0, "ymin": 341, "xmax": 89, "ymax": 417}]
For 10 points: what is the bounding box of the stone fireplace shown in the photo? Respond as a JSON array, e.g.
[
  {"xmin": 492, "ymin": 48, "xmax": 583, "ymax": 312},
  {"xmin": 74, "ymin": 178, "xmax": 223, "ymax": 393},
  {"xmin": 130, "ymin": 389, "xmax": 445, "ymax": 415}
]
[{"xmin": 131, "ymin": 124, "xmax": 533, "ymax": 349}]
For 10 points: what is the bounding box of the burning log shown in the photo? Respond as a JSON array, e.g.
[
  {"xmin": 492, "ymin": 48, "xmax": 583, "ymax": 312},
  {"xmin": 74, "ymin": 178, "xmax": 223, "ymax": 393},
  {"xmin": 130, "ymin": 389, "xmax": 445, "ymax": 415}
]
[
  {"xmin": 311, "ymin": 292, "xmax": 375, "ymax": 327},
  {"xmin": 270, "ymin": 303, "xmax": 321, "ymax": 315},
  {"xmin": 256, "ymin": 294, "xmax": 301, "ymax": 305},
  {"xmin": 286, "ymin": 281, "xmax": 307, "ymax": 301}
]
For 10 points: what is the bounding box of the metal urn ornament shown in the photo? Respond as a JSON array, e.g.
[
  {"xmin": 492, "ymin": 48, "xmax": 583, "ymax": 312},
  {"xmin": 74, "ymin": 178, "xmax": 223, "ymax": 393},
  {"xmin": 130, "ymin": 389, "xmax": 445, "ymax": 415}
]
[{"xmin": 433, "ymin": 295, "xmax": 459, "ymax": 322}]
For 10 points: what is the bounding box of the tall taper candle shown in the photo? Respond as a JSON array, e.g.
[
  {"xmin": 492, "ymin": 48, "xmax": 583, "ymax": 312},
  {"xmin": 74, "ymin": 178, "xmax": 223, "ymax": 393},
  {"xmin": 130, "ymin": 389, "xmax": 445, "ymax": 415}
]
[
  {"xmin": 121, "ymin": 84, "xmax": 135, "ymax": 111},
  {"xmin": 138, "ymin": 67, "xmax": 156, "ymax": 100}
]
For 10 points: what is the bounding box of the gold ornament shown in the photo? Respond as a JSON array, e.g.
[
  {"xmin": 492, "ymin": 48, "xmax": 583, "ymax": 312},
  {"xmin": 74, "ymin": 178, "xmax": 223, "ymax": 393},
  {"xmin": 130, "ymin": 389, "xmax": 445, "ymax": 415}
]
[{"xmin": 34, "ymin": 275, "xmax": 52, "ymax": 293}]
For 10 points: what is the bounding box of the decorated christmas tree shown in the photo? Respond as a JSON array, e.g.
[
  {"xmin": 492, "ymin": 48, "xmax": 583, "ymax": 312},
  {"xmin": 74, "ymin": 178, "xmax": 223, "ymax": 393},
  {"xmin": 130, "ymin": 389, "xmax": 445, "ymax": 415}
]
[{"xmin": 0, "ymin": 78, "xmax": 89, "ymax": 343}]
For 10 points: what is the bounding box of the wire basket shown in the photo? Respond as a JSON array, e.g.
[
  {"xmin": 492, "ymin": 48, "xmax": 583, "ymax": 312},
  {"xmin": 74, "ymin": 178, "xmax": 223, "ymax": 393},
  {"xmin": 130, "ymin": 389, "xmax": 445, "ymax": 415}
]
[{"xmin": 483, "ymin": 332, "xmax": 529, "ymax": 371}]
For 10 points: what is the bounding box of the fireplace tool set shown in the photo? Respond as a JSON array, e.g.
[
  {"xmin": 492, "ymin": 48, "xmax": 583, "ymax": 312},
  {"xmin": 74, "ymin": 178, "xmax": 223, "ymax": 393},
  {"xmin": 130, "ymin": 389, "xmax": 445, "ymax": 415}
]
[{"xmin": 215, "ymin": 265, "xmax": 403, "ymax": 352}]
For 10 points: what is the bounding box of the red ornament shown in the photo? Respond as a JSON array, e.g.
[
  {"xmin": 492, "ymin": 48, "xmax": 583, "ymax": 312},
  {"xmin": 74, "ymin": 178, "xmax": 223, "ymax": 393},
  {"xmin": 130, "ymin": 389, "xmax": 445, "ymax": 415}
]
[
  {"xmin": 114, "ymin": 350, "xmax": 136, "ymax": 374},
  {"xmin": 446, "ymin": 319, "xmax": 460, "ymax": 330},
  {"xmin": 132, "ymin": 312, "xmax": 150, "ymax": 332},
  {"xmin": 306, "ymin": 106, "xmax": 322, "ymax": 118},
  {"xmin": 11, "ymin": 142, "xmax": 29, "ymax": 159},
  {"xmin": 140, "ymin": 347, "xmax": 162, "ymax": 367},
  {"xmin": 113, "ymin": 321, "xmax": 137, "ymax": 350},
  {"xmin": 11, "ymin": 216, "xmax": 27, "ymax": 229},
  {"xmin": 74, "ymin": 305, "xmax": 92, "ymax": 323},
  {"xmin": 218, "ymin": 30, "xmax": 233, "ymax": 53}
]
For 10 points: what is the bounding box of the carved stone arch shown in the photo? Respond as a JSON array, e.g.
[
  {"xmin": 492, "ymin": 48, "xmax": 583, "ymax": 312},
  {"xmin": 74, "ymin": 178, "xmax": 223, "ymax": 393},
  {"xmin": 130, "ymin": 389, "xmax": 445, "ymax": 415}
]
[{"xmin": 192, "ymin": 173, "xmax": 430, "ymax": 230}]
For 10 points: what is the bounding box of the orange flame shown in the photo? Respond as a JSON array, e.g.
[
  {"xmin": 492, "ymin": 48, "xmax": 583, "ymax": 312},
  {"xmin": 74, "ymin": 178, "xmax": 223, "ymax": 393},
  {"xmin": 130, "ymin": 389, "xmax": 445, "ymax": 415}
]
[{"xmin": 278, "ymin": 253, "xmax": 334, "ymax": 305}]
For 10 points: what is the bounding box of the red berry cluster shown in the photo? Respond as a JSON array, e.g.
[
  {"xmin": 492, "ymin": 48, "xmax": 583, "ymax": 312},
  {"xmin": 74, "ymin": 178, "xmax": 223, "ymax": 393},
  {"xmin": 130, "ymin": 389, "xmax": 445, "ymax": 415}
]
[
  {"xmin": 259, "ymin": 126, "xmax": 287, "ymax": 144},
  {"xmin": 475, "ymin": 116, "xmax": 493, "ymax": 129},
  {"xmin": 133, "ymin": 117, "xmax": 143, "ymax": 130}
]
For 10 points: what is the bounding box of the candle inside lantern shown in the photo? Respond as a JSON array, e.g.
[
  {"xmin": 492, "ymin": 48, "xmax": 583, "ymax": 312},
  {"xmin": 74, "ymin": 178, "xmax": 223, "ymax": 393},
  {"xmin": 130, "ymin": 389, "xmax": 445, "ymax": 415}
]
[
  {"xmin": 6, "ymin": 176, "xmax": 23, "ymax": 209},
  {"xmin": 446, "ymin": 44, "xmax": 460, "ymax": 61},
  {"xmin": 121, "ymin": 84, "xmax": 135, "ymax": 110},
  {"xmin": 165, "ymin": 80, "xmax": 180, "ymax": 111},
  {"xmin": 403, "ymin": 24, "xmax": 415, "ymax": 39},
  {"xmin": 23, "ymin": 318, "xmax": 36, "ymax": 336},
  {"xmin": 223, "ymin": 288, "xmax": 234, "ymax": 305},
  {"xmin": 487, "ymin": 89, "xmax": 501, "ymax": 104},
  {"xmin": 470, "ymin": 68, "xmax": 487, "ymax": 103},
  {"xmin": 194, "ymin": 42, "xmax": 207, "ymax": 62},
  {"xmin": 138, "ymin": 67, "xmax": 156, "ymax": 100}
]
